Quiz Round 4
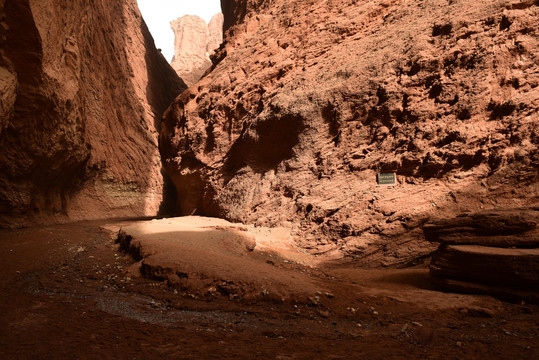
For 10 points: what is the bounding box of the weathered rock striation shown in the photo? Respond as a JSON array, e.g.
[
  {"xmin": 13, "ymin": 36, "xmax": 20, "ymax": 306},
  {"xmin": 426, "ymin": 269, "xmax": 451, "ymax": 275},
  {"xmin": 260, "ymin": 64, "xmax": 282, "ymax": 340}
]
[
  {"xmin": 170, "ymin": 13, "xmax": 224, "ymax": 87},
  {"xmin": 0, "ymin": 0, "xmax": 186, "ymax": 227},
  {"xmin": 426, "ymin": 207, "xmax": 539, "ymax": 301},
  {"xmin": 431, "ymin": 244, "xmax": 539, "ymax": 302},
  {"xmin": 161, "ymin": 0, "xmax": 538, "ymax": 266},
  {"xmin": 424, "ymin": 207, "xmax": 539, "ymax": 247}
]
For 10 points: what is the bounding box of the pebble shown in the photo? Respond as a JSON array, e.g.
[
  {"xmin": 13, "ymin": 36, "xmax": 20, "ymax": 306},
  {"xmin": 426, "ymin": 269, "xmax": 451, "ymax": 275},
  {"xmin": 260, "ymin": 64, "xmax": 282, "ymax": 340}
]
[
  {"xmin": 319, "ymin": 310, "xmax": 330, "ymax": 318},
  {"xmin": 400, "ymin": 324, "xmax": 409, "ymax": 334}
]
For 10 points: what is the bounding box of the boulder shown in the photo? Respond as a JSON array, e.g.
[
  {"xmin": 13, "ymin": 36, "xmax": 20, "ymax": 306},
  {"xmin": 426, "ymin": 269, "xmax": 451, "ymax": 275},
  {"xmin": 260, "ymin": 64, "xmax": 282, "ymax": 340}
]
[
  {"xmin": 426, "ymin": 208, "xmax": 539, "ymax": 302},
  {"xmin": 430, "ymin": 244, "xmax": 539, "ymax": 289}
]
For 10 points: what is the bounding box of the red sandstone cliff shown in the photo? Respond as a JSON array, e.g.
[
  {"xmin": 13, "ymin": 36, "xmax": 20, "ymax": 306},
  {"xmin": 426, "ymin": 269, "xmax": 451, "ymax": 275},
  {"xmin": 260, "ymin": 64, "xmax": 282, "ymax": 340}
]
[
  {"xmin": 170, "ymin": 13, "xmax": 224, "ymax": 87},
  {"xmin": 0, "ymin": 0, "xmax": 186, "ymax": 227},
  {"xmin": 161, "ymin": 0, "xmax": 538, "ymax": 266}
]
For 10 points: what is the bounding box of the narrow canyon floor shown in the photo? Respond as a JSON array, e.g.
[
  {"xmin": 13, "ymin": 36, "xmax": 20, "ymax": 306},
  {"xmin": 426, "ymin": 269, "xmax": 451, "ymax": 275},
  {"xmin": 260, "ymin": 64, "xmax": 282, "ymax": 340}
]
[{"xmin": 0, "ymin": 218, "xmax": 537, "ymax": 360}]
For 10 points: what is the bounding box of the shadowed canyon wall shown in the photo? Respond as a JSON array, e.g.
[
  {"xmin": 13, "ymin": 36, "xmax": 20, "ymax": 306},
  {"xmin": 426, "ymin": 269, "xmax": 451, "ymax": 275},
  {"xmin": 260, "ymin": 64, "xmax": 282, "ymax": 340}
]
[
  {"xmin": 161, "ymin": 0, "xmax": 538, "ymax": 266},
  {"xmin": 0, "ymin": 0, "xmax": 186, "ymax": 227}
]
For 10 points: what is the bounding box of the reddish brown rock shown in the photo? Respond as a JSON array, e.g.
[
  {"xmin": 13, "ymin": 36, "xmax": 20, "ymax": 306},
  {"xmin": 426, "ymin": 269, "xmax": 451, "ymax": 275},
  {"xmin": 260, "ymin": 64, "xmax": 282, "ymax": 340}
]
[
  {"xmin": 0, "ymin": 0, "xmax": 186, "ymax": 227},
  {"xmin": 161, "ymin": 0, "xmax": 538, "ymax": 266},
  {"xmin": 430, "ymin": 244, "xmax": 539, "ymax": 301},
  {"xmin": 170, "ymin": 13, "xmax": 223, "ymax": 87},
  {"xmin": 426, "ymin": 208, "xmax": 539, "ymax": 300},
  {"xmin": 424, "ymin": 207, "xmax": 539, "ymax": 247},
  {"xmin": 431, "ymin": 244, "xmax": 539, "ymax": 288},
  {"xmin": 430, "ymin": 276, "xmax": 539, "ymax": 303}
]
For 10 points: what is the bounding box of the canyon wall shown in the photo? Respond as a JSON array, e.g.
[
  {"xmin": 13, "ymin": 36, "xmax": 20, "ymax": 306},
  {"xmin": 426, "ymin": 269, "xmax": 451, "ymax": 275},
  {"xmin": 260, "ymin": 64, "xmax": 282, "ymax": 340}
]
[
  {"xmin": 170, "ymin": 13, "xmax": 224, "ymax": 87},
  {"xmin": 161, "ymin": 0, "xmax": 538, "ymax": 266},
  {"xmin": 0, "ymin": 0, "xmax": 186, "ymax": 227}
]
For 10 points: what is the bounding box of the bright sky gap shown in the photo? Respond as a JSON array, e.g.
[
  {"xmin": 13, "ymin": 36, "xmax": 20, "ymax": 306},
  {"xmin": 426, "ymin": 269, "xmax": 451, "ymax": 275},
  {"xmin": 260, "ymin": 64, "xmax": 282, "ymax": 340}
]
[{"xmin": 137, "ymin": 0, "xmax": 222, "ymax": 62}]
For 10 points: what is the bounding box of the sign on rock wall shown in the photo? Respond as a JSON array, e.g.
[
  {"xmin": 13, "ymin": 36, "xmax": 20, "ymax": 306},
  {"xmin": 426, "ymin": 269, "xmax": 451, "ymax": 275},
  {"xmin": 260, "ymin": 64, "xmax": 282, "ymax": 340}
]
[{"xmin": 377, "ymin": 173, "xmax": 397, "ymax": 186}]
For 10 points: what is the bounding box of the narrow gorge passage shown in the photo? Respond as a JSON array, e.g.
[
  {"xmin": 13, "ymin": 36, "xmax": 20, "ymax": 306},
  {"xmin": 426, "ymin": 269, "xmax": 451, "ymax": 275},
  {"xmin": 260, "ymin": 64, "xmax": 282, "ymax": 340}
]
[{"xmin": 0, "ymin": 0, "xmax": 538, "ymax": 358}]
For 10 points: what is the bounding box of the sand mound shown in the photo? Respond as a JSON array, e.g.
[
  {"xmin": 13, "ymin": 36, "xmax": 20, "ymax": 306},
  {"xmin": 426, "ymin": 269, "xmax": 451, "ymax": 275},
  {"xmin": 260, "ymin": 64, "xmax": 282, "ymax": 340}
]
[{"xmin": 104, "ymin": 216, "xmax": 326, "ymax": 302}]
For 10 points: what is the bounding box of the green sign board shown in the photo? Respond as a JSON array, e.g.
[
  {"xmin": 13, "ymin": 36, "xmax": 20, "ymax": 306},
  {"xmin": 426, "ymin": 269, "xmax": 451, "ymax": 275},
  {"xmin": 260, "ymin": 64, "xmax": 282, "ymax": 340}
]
[{"xmin": 377, "ymin": 172, "xmax": 396, "ymax": 185}]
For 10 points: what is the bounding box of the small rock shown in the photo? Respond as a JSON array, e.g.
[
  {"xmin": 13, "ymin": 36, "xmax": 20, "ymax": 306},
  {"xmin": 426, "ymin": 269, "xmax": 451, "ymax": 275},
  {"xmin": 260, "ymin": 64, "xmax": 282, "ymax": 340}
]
[
  {"xmin": 319, "ymin": 310, "xmax": 330, "ymax": 318},
  {"xmin": 309, "ymin": 295, "xmax": 320, "ymax": 305},
  {"xmin": 400, "ymin": 323, "xmax": 409, "ymax": 334}
]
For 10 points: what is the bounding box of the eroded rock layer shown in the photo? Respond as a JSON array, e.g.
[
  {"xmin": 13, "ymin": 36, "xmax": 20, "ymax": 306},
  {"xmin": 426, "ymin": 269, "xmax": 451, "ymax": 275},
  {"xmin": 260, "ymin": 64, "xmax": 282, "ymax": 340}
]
[
  {"xmin": 0, "ymin": 0, "xmax": 186, "ymax": 227},
  {"xmin": 424, "ymin": 207, "xmax": 539, "ymax": 247},
  {"xmin": 161, "ymin": 0, "xmax": 538, "ymax": 266},
  {"xmin": 426, "ymin": 208, "xmax": 538, "ymax": 300},
  {"xmin": 430, "ymin": 244, "xmax": 539, "ymax": 302}
]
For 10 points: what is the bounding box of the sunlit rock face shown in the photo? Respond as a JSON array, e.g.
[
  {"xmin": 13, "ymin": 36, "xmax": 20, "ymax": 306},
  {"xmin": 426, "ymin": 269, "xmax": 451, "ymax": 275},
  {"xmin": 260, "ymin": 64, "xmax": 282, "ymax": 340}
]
[
  {"xmin": 0, "ymin": 0, "xmax": 186, "ymax": 227},
  {"xmin": 170, "ymin": 13, "xmax": 224, "ymax": 87},
  {"xmin": 161, "ymin": 0, "xmax": 538, "ymax": 266}
]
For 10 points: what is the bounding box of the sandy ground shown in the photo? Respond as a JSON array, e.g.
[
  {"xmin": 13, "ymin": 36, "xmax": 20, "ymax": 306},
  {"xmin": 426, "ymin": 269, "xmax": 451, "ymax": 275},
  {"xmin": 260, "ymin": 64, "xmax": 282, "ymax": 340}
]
[{"xmin": 0, "ymin": 218, "xmax": 538, "ymax": 359}]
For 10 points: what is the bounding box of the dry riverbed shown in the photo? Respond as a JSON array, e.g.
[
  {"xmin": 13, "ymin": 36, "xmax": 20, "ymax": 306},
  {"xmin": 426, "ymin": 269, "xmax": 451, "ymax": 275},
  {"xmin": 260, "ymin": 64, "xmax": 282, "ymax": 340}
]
[{"xmin": 0, "ymin": 218, "xmax": 537, "ymax": 359}]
